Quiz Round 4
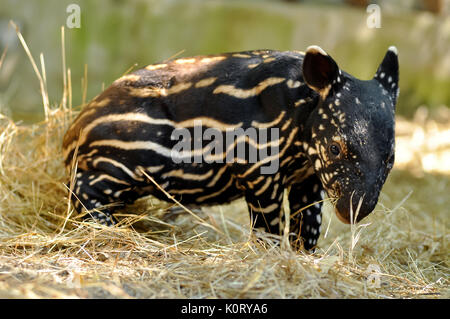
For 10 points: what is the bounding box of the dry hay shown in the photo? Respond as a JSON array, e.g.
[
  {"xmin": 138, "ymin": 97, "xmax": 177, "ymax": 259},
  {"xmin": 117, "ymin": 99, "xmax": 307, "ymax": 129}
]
[{"xmin": 0, "ymin": 25, "xmax": 448, "ymax": 299}]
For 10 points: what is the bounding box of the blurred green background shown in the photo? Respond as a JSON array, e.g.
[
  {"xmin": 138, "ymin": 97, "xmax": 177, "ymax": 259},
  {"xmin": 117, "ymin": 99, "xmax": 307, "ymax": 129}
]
[{"xmin": 0, "ymin": 0, "xmax": 449, "ymax": 122}]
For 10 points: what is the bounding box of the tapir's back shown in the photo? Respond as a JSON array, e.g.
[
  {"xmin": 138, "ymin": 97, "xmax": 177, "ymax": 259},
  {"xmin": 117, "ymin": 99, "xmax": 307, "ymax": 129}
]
[{"xmin": 62, "ymin": 50, "xmax": 306, "ymax": 170}]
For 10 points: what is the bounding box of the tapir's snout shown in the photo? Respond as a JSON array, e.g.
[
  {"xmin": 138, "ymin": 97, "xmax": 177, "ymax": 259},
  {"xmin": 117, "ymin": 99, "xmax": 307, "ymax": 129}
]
[{"xmin": 334, "ymin": 190, "xmax": 379, "ymax": 224}]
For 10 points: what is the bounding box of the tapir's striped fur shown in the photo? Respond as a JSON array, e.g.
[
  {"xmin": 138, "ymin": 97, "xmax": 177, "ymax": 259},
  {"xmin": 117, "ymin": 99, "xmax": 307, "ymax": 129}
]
[{"xmin": 63, "ymin": 46, "xmax": 399, "ymax": 251}]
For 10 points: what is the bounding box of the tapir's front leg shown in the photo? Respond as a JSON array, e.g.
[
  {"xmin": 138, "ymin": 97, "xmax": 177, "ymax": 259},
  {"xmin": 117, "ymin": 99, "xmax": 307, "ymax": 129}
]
[{"xmin": 288, "ymin": 174, "xmax": 324, "ymax": 251}]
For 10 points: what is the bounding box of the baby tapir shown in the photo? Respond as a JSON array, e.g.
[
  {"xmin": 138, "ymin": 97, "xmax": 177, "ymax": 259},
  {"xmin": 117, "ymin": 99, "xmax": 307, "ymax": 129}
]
[{"xmin": 62, "ymin": 45, "xmax": 398, "ymax": 250}]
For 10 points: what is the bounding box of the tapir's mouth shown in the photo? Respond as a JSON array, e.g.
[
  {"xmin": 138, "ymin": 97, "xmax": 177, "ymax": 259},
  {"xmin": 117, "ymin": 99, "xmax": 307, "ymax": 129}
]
[
  {"xmin": 335, "ymin": 207, "xmax": 352, "ymax": 224},
  {"xmin": 334, "ymin": 195, "xmax": 377, "ymax": 225},
  {"xmin": 326, "ymin": 184, "xmax": 353, "ymax": 224},
  {"xmin": 326, "ymin": 183, "xmax": 374, "ymax": 224}
]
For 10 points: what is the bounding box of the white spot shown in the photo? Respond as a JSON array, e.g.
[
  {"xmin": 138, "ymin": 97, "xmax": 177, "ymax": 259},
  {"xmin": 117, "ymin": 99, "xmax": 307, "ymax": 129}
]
[
  {"xmin": 315, "ymin": 159, "xmax": 322, "ymax": 170},
  {"xmin": 306, "ymin": 210, "xmax": 311, "ymax": 216},
  {"xmin": 200, "ymin": 56, "xmax": 226, "ymax": 64},
  {"xmin": 388, "ymin": 76, "xmax": 392, "ymax": 83},
  {"xmin": 354, "ymin": 118, "xmax": 369, "ymax": 136},
  {"xmin": 146, "ymin": 63, "xmax": 167, "ymax": 70},
  {"xmin": 287, "ymin": 79, "xmax": 302, "ymax": 89},
  {"xmin": 388, "ymin": 46, "xmax": 398, "ymax": 55},
  {"xmin": 295, "ymin": 99, "xmax": 306, "ymax": 107},
  {"xmin": 161, "ymin": 182, "xmax": 169, "ymax": 189},
  {"xmin": 380, "ymin": 72, "xmax": 385, "ymax": 79},
  {"xmin": 308, "ymin": 147, "xmax": 318, "ymax": 155},
  {"xmin": 175, "ymin": 58, "xmax": 196, "ymax": 64},
  {"xmin": 270, "ymin": 217, "xmax": 280, "ymax": 226},
  {"xmin": 306, "ymin": 45, "xmax": 328, "ymax": 56},
  {"xmin": 302, "ymin": 195, "xmax": 308, "ymax": 203},
  {"xmin": 316, "ymin": 214, "xmax": 322, "ymax": 224}
]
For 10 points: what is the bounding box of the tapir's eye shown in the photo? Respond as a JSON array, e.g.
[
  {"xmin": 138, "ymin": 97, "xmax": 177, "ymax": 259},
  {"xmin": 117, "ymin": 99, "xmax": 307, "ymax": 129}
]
[{"xmin": 329, "ymin": 143, "xmax": 341, "ymax": 157}]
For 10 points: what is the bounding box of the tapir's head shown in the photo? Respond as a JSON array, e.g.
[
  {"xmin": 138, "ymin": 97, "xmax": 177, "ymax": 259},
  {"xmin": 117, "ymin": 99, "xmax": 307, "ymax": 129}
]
[{"xmin": 302, "ymin": 45, "xmax": 398, "ymax": 224}]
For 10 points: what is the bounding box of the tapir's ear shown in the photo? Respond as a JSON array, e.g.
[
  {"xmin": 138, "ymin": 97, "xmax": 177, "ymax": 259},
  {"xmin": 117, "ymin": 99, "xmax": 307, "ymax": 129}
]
[
  {"xmin": 302, "ymin": 45, "xmax": 340, "ymax": 99},
  {"xmin": 374, "ymin": 46, "xmax": 399, "ymax": 102}
]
